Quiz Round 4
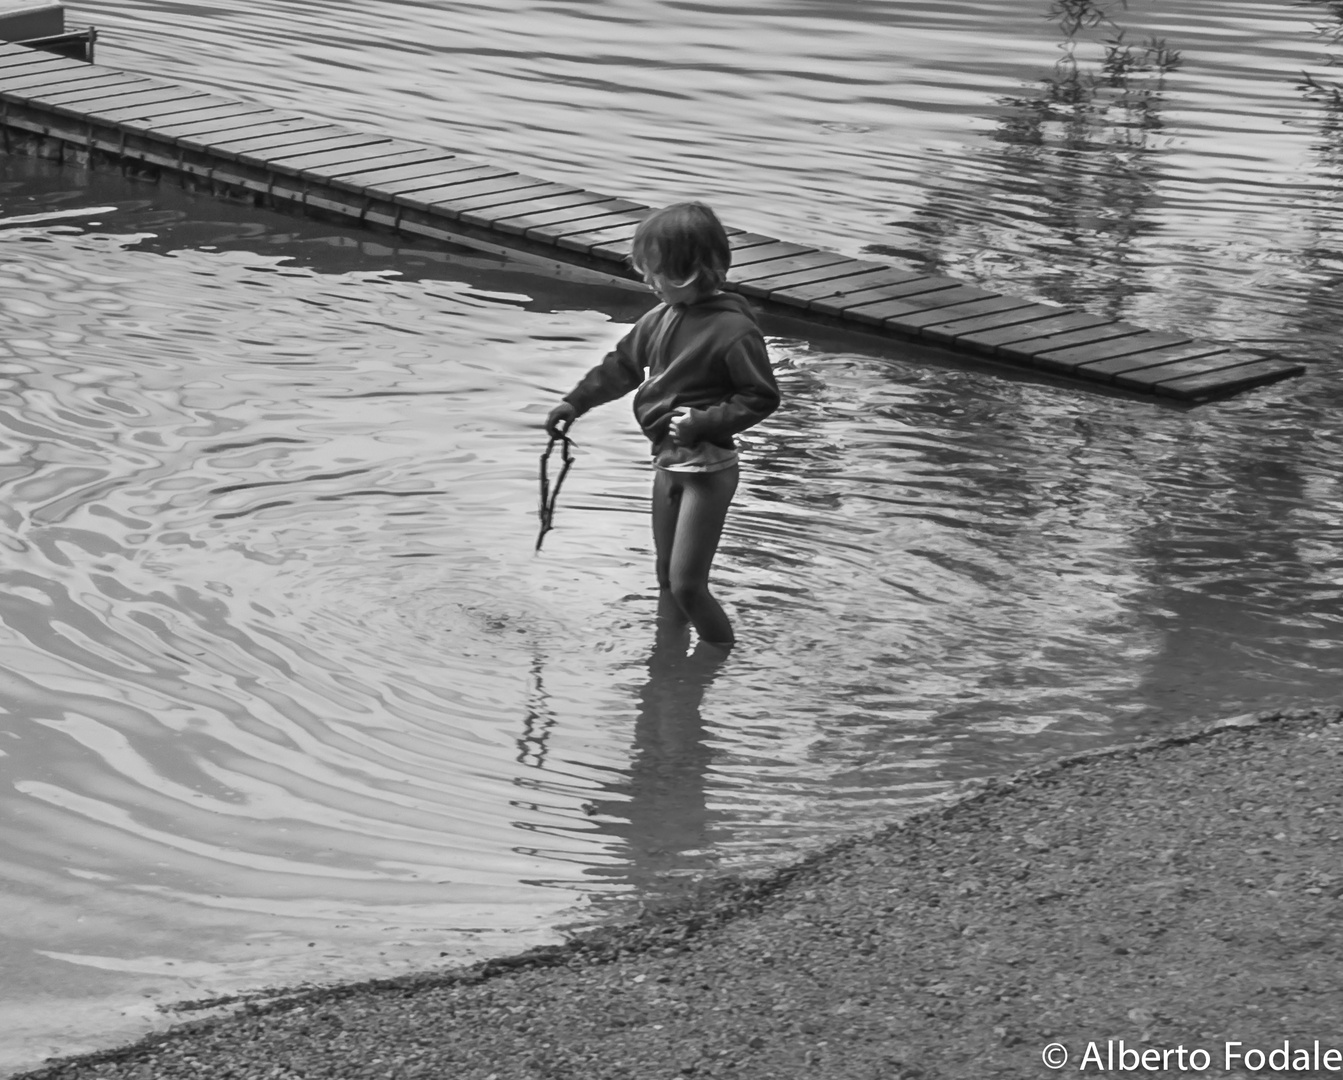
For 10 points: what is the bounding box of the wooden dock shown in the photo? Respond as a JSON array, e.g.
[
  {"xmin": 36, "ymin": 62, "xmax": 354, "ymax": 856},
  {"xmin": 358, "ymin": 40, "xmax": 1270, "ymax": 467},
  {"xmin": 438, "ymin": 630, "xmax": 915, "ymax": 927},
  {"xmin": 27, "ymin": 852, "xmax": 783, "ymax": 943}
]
[{"xmin": 0, "ymin": 41, "xmax": 1306, "ymax": 403}]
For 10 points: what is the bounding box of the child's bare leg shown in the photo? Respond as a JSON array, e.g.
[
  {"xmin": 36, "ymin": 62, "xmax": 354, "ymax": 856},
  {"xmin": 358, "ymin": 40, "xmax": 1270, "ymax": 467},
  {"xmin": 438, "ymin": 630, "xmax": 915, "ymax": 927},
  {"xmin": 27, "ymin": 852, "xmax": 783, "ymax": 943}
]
[
  {"xmin": 666, "ymin": 467, "xmax": 738, "ymax": 645},
  {"xmin": 652, "ymin": 469, "xmax": 689, "ymax": 626}
]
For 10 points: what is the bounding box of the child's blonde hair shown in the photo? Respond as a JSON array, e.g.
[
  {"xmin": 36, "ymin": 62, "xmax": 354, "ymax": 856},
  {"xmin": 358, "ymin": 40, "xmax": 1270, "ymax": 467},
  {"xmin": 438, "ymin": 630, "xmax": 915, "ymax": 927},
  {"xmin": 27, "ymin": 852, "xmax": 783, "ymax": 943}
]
[{"xmin": 631, "ymin": 202, "xmax": 731, "ymax": 292}]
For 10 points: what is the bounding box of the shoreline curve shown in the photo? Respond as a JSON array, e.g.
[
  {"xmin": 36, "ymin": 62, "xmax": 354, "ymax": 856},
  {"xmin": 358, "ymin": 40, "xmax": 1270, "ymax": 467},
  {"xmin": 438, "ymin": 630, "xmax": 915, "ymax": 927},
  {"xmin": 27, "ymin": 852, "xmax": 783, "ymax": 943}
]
[{"xmin": 17, "ymin": 704, "xmax": 1343, "ymax": 1080}]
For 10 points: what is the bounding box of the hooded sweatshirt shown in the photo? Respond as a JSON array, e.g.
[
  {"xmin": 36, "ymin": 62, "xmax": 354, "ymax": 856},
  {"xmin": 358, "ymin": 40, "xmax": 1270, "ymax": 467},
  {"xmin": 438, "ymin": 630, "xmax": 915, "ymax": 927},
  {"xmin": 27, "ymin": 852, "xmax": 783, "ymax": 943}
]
[{"xmin": 563, "ymin": 292, "xmax": 780, "ymax": 465}]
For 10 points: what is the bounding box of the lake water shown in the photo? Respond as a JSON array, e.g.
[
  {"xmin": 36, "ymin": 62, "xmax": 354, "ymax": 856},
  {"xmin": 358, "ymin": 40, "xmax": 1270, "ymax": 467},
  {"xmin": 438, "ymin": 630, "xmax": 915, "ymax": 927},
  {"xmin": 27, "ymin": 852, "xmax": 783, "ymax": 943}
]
[{"xmin": 3, "ymin": 0, "xmax": 1343, "ymax": 1071}]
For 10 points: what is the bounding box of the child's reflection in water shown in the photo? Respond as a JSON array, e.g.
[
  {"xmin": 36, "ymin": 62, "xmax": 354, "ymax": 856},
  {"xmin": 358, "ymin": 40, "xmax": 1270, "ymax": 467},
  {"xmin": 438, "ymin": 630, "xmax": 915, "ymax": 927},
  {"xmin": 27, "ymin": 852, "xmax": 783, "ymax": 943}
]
[{"xmin": 601, "ymin": 615, "xmax": 732, "ymax": 887}]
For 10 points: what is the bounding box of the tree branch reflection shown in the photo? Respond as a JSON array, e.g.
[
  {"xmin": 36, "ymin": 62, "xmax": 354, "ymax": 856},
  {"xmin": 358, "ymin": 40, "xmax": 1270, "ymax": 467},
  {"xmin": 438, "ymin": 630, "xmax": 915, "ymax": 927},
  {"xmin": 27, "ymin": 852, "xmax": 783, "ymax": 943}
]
[{"xmin": 868, "ymin": 1, "xmax": 1181, "ymax": 314}]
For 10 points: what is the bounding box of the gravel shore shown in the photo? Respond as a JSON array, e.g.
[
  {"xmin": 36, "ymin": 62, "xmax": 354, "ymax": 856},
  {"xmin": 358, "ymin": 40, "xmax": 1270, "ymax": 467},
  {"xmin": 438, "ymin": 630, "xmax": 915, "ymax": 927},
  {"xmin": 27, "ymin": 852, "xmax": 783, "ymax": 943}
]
[{"xmin": 18, "ymin": 706, "xmax": 1343, "ymax": 1080}]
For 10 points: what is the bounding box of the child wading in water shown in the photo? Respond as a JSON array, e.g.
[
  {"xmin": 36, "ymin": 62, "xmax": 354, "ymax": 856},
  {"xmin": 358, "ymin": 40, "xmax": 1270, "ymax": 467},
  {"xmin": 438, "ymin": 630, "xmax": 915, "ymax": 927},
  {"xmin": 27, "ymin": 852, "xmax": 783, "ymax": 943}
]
[{"xmin": 545, "ymin": 202, "xmax": 780, "ymax": 647}]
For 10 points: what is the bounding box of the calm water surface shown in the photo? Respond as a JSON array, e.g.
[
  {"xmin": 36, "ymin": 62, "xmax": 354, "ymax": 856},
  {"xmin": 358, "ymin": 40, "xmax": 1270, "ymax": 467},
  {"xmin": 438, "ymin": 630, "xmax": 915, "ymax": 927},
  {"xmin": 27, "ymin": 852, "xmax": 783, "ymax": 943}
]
[{"xmin": 3, "ymin": 0, "xmax": 1343, "ymax": 1069}]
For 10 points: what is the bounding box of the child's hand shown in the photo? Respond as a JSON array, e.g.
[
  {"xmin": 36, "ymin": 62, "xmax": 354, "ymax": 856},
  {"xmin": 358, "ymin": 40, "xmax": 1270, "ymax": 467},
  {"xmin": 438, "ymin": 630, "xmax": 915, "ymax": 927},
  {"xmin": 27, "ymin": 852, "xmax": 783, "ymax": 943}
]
[
  {"xmin": 546, "ymin": 402, "xmax": 576, "ymax": 438},
  {"xmin": 669, "ymin": 410, "xmax": 696, "ymax": 446}
]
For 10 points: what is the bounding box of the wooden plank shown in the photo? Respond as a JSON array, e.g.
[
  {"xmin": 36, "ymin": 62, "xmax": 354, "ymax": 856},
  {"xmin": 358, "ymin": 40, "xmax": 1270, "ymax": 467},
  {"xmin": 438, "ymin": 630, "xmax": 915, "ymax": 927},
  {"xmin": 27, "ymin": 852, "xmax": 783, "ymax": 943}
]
[
  {"xmin": 449, "ymin": 187, "xmax": 591, "ymax": 226},
  {"xmin": 729, "ymin": 252, "xmax": 853, "ymax": 285},
  {"xmin": 0, "ymin": 68, "xmax": 143, "ymax": 96},
  {"xmin": 735, "ymin": 260, "xmax": 884, "ymax": 294},
  {"xmin": 553, "ymin": 213, "xmax": 645, "ymax": 239},
  {"xmin": 404, "ymin": 174, "xmax": 551, "ymax": 209},
  {"xmin": 811, "ymin": 275, "xmax": 958, "ymax": 313},
  {"xmin": 140, "ymin": 105, "xmax": 282, "ymax": 140},
  {"xmin": 326, "ymin": 155, "xmax": 460, "ymax": 191},
  {"xmin": 512, "ymin": 204, "xmax": 641, "ymax": 240},
  {"xmin": 0, "ymin": 42, "xmax": 58, "ymax": 59},
  {"xmin": 194, "ymin": 118, "xmax": 349, "ymax": 155},
  {"xmin": 43, "ymin": 84, "xmax": 203, "ymax": 111},
  {"xmin": 116, "ymin": 111, "xmax": 279, "ymax": 146},
  {"xmin": 282, "ymin": 140, "xmax": 419, "ymax": 175},
  {"xmin": 742, "ymin": 266, "xmax": 892, "ymax": 304},
  {"xmin": 452, "ymin": 186, "xmax": 598, "ymax": 221},
  {"xmin": 370, "ymin": 164, "xmax": 511, "ymax": 196},
  {"xmin": 0, "ymin": 44, "xmax": 70, "ymax": 62},
  {"xmin": 263, "ymin": 139, "xmax": 399, "ymax": 176},
  {"xmin": 1030, "ymin": 330, "xmax": 1196, "ymax": 373},
  {"xmin": 0, "ymin": 41, "xmax": 65, "ymax": 60},
  {"xmin": 525, "ymin": 205, "xmax": 648, "ymax": 243},
  {"xmin": 1153, "ymin": 358, "xmax": 1305, "ymax": 400},
  {"xmin": 728, "ymin": 231, "xmax": 785, "ymax": 253},
  {"xmin": 772, "ymin": 267, "xmax": 927, "ymax": 309},
  {"xmin": 730, "ymin": 240, "xmax": 785, "ymax": 257},
  {"xmin": 38, "ymin": 79, "xmax": 177, "ymax": 105},
  {"xmin": 184, "ymin": 124, "xmax": 342, "ymax": 160},
  {"xmin": 80, "ymin": 105, "xmax": 242, "ymax": 136},
  {"xmin": 729, "ymin": 241, "xmax": 823, "ymax": 269},
  {"xmin": 799, "ymin": 268, "xmax": 936, "ymax": 308},
  {"xmin": 284, "ymin": 144, "xmax": 415, "ymax": 181},
  {"xmin": 999, "ymin": 322, "xmax": 1144, "ymax": 365},
  {"xmin": 490, "ymin": 197, "xmax": 625, "ymax": 236},
  {"xmin": 9, "ymin": 81, "xmax": 161, "ymax": 111},
  {"xmin": 0, "ymin": 58, "xmax": 75, "ymax": 80},
  {"xmin": 553, "ymin": 217, "xmax": 644, "ymax": 254},
  {"xmin": 586, "ymin": 231, "xmax": 640, "ymax": 260},
  {"xmin": 956, "ymin": 311, "xmax": 1115, "ymax": 353},
  {"xmin": 850, "ymin": 285, "xmax": 1000, "ymax": 328},
  {"xmin": 0, "ymin": 40, "xmax": 47, "ymax": 56},
  {"xmin": 998, "ymin": 322, "xmax": 1146, "ymax": 364},
  {"xmin": 0, "ymin": 55, "xmax": 88, "ymax": 83},
  {"xmin": 0, "ymin": 65, "xmax": 138, "ymax": 92},
  {"xmin": 1074, "ymin": 341, "xmax": 1232, "ymax": 380},
  {"xmin": 95, "ymin": 94, "xmax": 245, "ymax": 123},
  {"xmin": 900, "ymin": 295, "xmax": 1040, "ymax": 331},
  {"xmin": 483, "ymin": 190, "xmax": 615, "ymax": 222},
  {"xmin": 828, "ymin": 274, "xmax": 962, "ymax": 303},
  {"xmin": 543, "ymin": 195, "xmax": 644, "ymax": 220},
  {"xmin": 247, "ymin": 134, "xmax": 391, "ymax": 167},
  {"xmin": 394, "ymin": 174, "xmax": 546, "ymax": 212},
  {"xmin": 917, "ymin": 303, "xmax": 1065, "ymax": 344},
  {"xmin": 736, "ymin": 265, "xmax": 869, "ymax": 303},
  {"xmin": 225, "ymin": 131, "xmax": 371, "ymax": 164},
  {"xmin": 321, "ymin": 158, "xmax": 462, "ymax": 198},
  {"xmin": 508, "ymin": 189, "xmax": 626, "ymax": 217},
  {"xmin": 204, "ymin": 121, "xmax": 348, "ymax": 153},
  {"xmin": 1112, "ymin": 349, "xmax": 1277, "ymax": 392},
  {"xmin": 323, "ymin": 147, "xmax": 448, "ymax": 180},
  {"xmin": 0, "ymin": 51, "xmax": 77, "ymax": 74},
  {"xmin": 110, "ymin": 102, "xmax": 266, "ymax": 133}
]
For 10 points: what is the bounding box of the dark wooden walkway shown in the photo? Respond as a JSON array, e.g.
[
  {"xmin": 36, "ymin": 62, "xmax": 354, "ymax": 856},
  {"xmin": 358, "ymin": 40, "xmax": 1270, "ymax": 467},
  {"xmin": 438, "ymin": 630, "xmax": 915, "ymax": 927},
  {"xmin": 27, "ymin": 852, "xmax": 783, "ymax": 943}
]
[{"xmin": 0, "ymin": 41, "xmax": 1306, "ymax": 402}]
